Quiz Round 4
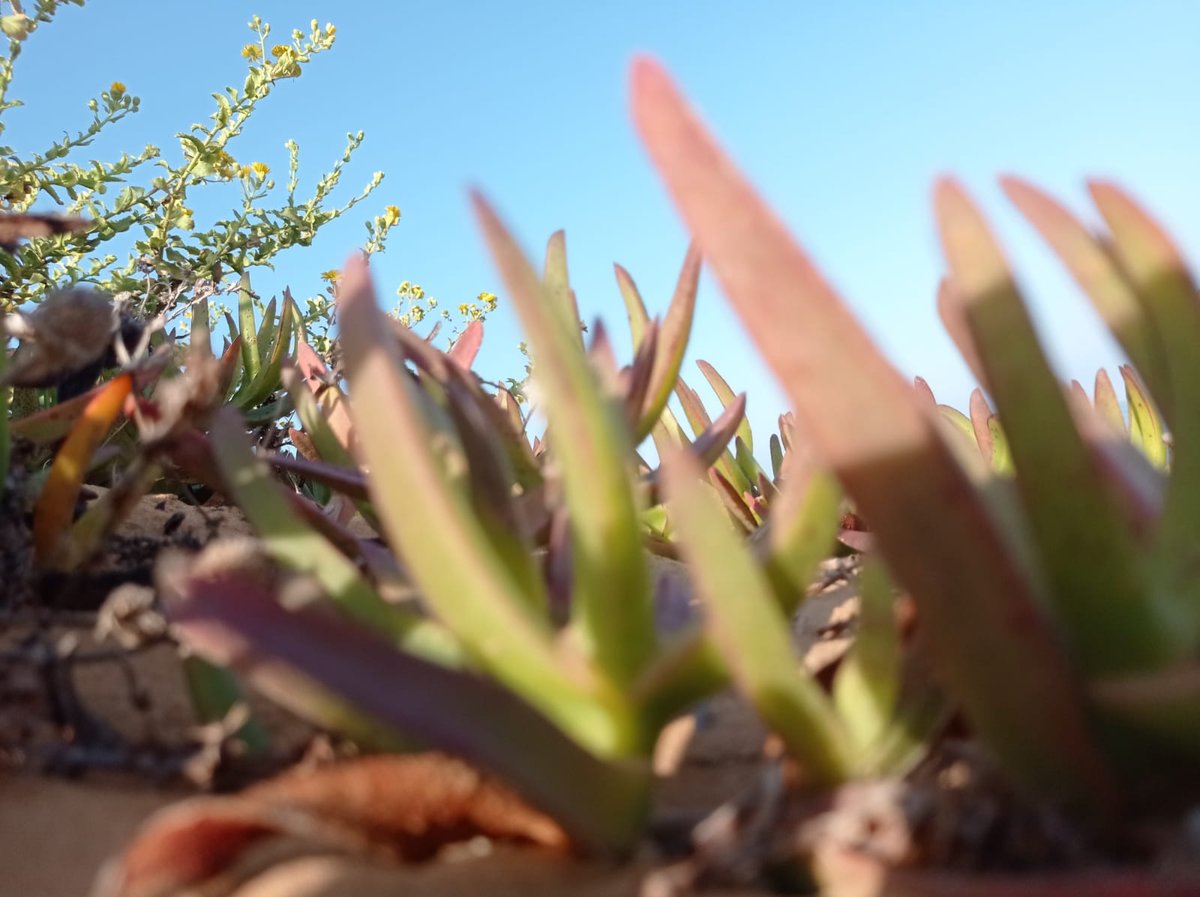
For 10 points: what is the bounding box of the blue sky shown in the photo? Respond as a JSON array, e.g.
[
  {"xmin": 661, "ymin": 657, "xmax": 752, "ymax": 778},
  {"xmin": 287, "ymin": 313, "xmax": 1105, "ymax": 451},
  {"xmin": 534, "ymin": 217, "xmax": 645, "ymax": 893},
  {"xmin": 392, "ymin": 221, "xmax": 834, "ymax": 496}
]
[{"xmin": 9, "ymin": 2, "xmax": 1200, "ymax": 443}]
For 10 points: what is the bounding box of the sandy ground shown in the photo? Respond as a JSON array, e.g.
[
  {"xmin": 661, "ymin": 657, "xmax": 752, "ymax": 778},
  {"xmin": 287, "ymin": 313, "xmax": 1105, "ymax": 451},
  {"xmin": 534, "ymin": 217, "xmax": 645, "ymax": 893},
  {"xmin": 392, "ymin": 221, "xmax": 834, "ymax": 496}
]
[{"xmin": 0, "ymin": 492, "xmax": 858, "ymax": 897}]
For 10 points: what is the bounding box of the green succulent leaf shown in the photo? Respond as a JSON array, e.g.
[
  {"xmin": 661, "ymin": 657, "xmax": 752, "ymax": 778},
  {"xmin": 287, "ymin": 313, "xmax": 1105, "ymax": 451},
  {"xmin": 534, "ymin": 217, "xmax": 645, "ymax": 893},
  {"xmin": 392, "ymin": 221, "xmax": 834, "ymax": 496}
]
[
  {"xmin": 165, "ymin": 559, "xmax": 651, "ymax": 854},
  {"xmin": 631, "ymin": 57, "xmax": 1116, "ymax": 809},
  {"xmin": 1090, "ymin": 182, "xmax": 1200, "ymax": 655},
  {"xmin": 472, "ymin": 199, "xmax": 656, "ymax": 700},
  {"xmin": 833, "ymin": 556, "xmax": 899, "ymax": 756},
  {"xmin": 337, "ymin": 253, "xmax": 632, "ymax": 756},
  {"xmin": 207, "ymin": 408, "xmax": 444, "ymax": 654},
  {"xmin": 937, "ymin": 180, "xmax": 1169, "ymax": 674},
  {"xmin": 662, "ymin": 448, "xmax": 853, "ymax": 785},
  {"xmin": 1002, "ymin": 177, "xmax": 1170, "ymax": 414},
  {"xmin": 1121, "ymin": 365, "xmax": 1167, "ymax": 470}
]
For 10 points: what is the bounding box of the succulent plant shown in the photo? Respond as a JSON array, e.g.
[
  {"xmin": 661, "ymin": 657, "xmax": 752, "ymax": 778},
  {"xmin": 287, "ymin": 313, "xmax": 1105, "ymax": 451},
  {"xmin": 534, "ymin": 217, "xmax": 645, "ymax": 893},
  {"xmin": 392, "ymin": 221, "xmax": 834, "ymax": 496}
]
[{"xmin": 632, "ymin": 57, "xmax": 1200, "ymax": 826}]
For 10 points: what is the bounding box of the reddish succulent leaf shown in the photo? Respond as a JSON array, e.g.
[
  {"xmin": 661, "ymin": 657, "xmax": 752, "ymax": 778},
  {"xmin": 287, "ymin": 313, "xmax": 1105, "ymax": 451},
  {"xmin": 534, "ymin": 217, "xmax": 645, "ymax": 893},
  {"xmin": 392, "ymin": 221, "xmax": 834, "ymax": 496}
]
[
  {"xmin": 163, "ymin": 559, "xmax": 648, "ymax": 853},
  {"xmin": 1002, "ymin": 176, "xmax": 1170, "ymax": 412},
  {"xmin": 676, "ymin": 377, "xmax": 749, "ymax": 494},
  {"xmin": 636, "ymin": 246, "xmax": 701, "ymax": 439},
  {"xmin": 697, "ymin": 360, "xmax": 753, "ymax": 452},
  {"xmin": 642, "ymin": 392, "xmax": 747, "ymax": 502},
  {"xmin": 621, "ymin": 319, "xmax": 658, "ymax": 429},
  {"xmin": 709, "ymin": 467, "xmax": 757, "ymax": 533},
  {"xmin": 1090, "ymin": 182, "xmax": 1200, "ymax": 652},
  {"xmin": 96, "ymin": 754, "xmax": 568, "ymax": 897},
  {"xmin": 472, "ymin": 196, "xmax": 656, "ymax": 694},
  {"xmin": 1093, "ymin": 368, "xmax": 1126, "ymax": 435},
  {"xmin": 967, "ymin": 388, "xmax": 994, "ymax": 463},
  {"xmin": 631, "ymin": 57, "xmax": 1116, "ymax": 808},
  {"xmin": 295, "ymin": 338, "xmax": 357, "ymax": 456},
  {"xmin": 338, "ymin": 253, "xmax": 626, "ymax": 753},
  {"xmin": 937, "ymin": 177, "xmax": 1167, "ymax": 674},
  {"xmin": 447, "ymin": 318, "xmax": 484, "ymax": 370},
  {"xmin": 9, "ymin": 349, "xmax": 169, "ymax": 444},
  {"xmin": 912, "ymin": 376, "xmax": 937, "ymax": 408},
  {"xmin": 936, "ymin": 278, "xmax": 986, "ymax": 385},
  {"xmin": 543, "ymin": 230, "xmax": 584, "ymax": 344},
  {"xmin": 268, "ymin": 451, "xmax": 370, "ymax": 501}
]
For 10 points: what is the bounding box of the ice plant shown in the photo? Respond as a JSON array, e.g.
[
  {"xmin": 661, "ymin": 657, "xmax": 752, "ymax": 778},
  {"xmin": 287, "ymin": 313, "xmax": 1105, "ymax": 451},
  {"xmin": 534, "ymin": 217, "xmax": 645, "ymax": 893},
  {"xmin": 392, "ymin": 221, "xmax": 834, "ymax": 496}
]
[{"xmin": 632, "ymin": 57, "xmax": 1200, "ymax": 824}]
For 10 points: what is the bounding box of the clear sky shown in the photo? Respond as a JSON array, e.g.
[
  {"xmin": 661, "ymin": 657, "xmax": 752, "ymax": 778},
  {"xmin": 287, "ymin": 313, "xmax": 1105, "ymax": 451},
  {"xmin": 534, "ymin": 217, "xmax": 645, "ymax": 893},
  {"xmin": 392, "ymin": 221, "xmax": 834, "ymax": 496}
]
[{"xmin": 8, "ymin": 2, "xmax": 1200, "ymax": 444}]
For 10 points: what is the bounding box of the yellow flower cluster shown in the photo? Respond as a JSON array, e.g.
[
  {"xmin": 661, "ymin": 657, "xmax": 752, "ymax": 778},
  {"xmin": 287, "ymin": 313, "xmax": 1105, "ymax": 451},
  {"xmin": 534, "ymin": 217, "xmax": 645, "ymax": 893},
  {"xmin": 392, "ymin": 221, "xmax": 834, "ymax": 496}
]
[{"xmin": 240, "ymin": 161, "xmax": 271, "ymax": 181}]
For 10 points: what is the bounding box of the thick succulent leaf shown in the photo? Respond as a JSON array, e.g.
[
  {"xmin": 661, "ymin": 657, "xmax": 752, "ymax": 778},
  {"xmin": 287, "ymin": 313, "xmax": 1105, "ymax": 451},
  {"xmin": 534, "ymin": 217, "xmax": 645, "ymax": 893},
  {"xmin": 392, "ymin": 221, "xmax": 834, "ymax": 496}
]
[
  {"xmin": 1090, "ymin": 665, "xmax": 1200, "ymax": 759},
  {"xmin": 676, "ymin": 377, "xmax": 751, "ymax": 494},
  {"xmin": 636, "ymin": 248, "xmax": 701, "ymax": 439},
  {"xmin": 472, "ymin": 198, "xmax": 656, "ymax": 696},
  {"xmin": 447, "ymin": 318, "xmax": 484, "ymax": 370},
  {"xmin": 1090, "ymin": 182, "xmax": 1200, "ymax": 652},
  {"xmin": 755, "ymin": 449, "xmax": 843, "ymax": 614},
  {"xmin": 937, "ymin": 179, "xmax": 1170, "ymax": 674},
  {"xmin": 295, "ymin": 339, "xmax": 357, "ymax": 456},
  {"xmin": 1121, "ymin": 364, "xmax": 1168, "ymax": 470},
  {"xmin": 181, "ymin": 655, "xmax": 271, "ymax": 755},
  {"xmin": 1093, "ymin": 368, "xmax": 1126, "ymax": 435},
  {"xmin": 912, "ymin": 376, "xmax": 937, "ymax": 408},
  {"xmin": 697, "ymin": 360, "xmax": 753, "ymax": 452},
  {"xmin": 735, "ymin": 435, "xmax": 768, "ymax": 492},
  {"xmin": 615, "ymin": 260, "xmax": 696, "ymax": 453},
  {"xmin": 33, "ymin": 374, "xmax": 132, "ymax": 563},
  {"xmin": 709, "ymin": 466, "xmax": 758, "ymax": 532},
  {"xmin": 235, "ymin": 272, "xmax": 261, "ymax": 385},
  {"xmin": 621, "ymin": 319, "xmax": 658, "ymax": 429},
  {"xmin": 631, "ymin": 57, "xmax": 1116, "ymax": 808},
  {"xmin": 641, "ymin": 392, "xmax": 748, "ymax": 506},
  {"xmin": 615, "ymin": 262, "xmax": 651, "ymax": 347},
  {"xmin": 987, "ymin": 415, "xmax": 1013, "ymax": 475},
  {"xmin": 936, "ymin": 278, "xmax": 985, "ymax": 384},
  {"xmin": 233, "ymin": 291, "xmax": 298, "ymax": 410},
  {"xmin": 543, "ymin": 230, "xmax": 584, "ymax": 346},
  {"xmin": 934, "ymin": 403, "xmax": 986, "ymax": 470},
  {"xmin": 967, "ymin": 388, "xmax": 994, "ymax": 465},
  {"xmin": 164, "ymin": 559, "xmax": 651, "ymax": 854},
  {"xmin": 769, "ymin": 433, "xmax": 785, "ymax": 482},
  {"xmin": 242, "ymin": 393, "xmax": 293, "ymax": 427},
  {"xmin": 337, "ymin": 254, "xmax": 630, "ymax": 754},
  {"xmin": 440, "ymin": 372, "xmax": 548, "ymax": 611},
  {"xmin": 662, "ymin": 449, "xmax": 853, "ymax": 784},
  {"xmin": 282, "ymin": 364, "xmax": 357, "ymax": 469},
  {"xmin": 268, "ymin": 451, "xmax": 369, "ymax": 501},
  {"xmin": 8, "ymin": 351, "xmax": 169, "ymax": 444},
  {"xmin": 833, "ymin": 556, "xmax": 900, "ymax": 755},
  {"xmin": 1002, "ymin": 176, "xmax": 1170, "ymax": 411},
  {"xmin": 207, "ymin": 408, "xmax": 443, "ymax": 651},
  {"xmin": 393, "ymin": 321, "xmax": 543, "ymax": 488}
]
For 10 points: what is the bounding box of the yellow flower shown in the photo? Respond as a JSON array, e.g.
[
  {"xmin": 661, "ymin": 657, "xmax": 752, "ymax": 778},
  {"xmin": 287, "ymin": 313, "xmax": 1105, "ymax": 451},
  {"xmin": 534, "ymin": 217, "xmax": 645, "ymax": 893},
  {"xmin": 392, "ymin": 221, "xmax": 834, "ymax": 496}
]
[
  {"xmin": 110, "ymin": 81, "xmax": 126, "ymax": 96},
  {"xmin": 251, "ymin": 161, "xmax": 270, "ymax": 178},
  {"xmin": 382, "ymin": 204, "xmax": 401, "ymax": 226},
  {"xmin": 320, "ymin": 270, "xmax": 341, "ymax": 283},
  {"xmin": 271, "ymin": 44, "xmax": 290, "ymax": 58},
  {"xmin": 241, "ymin": 43, "xmax": 262, "ymax": 61},
  {"xmin": 458, "ymin": 303, "xmax": 469, "ymax": 315}
]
